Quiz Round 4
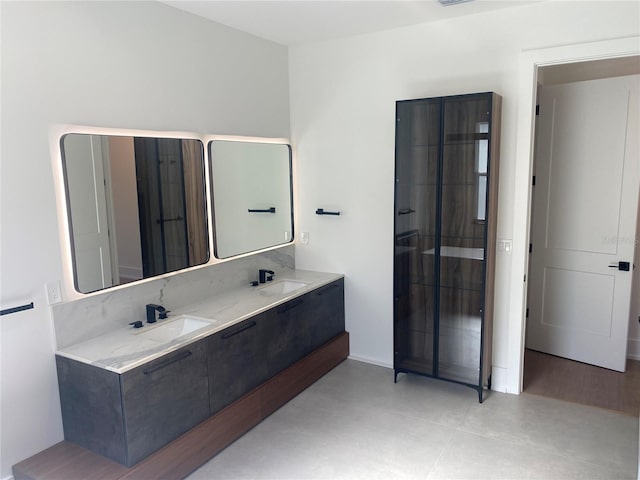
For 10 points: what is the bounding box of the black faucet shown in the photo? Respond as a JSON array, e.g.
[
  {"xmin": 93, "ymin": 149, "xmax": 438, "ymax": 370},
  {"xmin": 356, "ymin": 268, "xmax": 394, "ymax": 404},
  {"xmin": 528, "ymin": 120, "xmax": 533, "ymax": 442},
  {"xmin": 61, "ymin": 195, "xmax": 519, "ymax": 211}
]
[
  {"xmin": 146, "ymin": 304, "xmax": 168, "ymax": 323},
  {"xmin": 258, "ymin": 269, "xmax": 275, "ymax": 283}
]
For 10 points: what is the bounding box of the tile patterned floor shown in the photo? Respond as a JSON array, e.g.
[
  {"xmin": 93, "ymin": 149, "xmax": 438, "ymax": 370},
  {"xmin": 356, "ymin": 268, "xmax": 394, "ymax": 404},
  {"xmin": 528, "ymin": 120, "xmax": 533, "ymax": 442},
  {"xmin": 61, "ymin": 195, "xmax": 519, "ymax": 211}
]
[{"xmin": 187, "ymin": 359, "xmax": 639, "ymax": 480}]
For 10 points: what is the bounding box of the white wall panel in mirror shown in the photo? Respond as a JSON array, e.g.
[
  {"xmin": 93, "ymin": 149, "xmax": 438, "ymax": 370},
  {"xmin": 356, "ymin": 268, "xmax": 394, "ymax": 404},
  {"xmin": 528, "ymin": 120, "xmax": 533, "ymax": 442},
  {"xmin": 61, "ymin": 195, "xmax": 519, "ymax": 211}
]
[
  {"xmin": 61, "ymin": 134, "xmax": 209, "ymax": 293},
  {"xmin": 209, "ymin": 140, "xmax": 293, "ymax": 259}
]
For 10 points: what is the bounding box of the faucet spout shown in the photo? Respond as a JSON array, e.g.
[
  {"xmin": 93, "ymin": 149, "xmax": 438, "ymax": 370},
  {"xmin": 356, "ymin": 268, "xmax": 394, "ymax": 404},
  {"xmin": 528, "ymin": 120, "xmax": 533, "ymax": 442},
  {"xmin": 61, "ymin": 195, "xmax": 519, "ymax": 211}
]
[
  {"xmin": 258, "ymin": 269, "xmax": 275, "ymax": 283},
  {"xmin": 146, "ymin": 304, "xmax": 167, "ymax": 323}
]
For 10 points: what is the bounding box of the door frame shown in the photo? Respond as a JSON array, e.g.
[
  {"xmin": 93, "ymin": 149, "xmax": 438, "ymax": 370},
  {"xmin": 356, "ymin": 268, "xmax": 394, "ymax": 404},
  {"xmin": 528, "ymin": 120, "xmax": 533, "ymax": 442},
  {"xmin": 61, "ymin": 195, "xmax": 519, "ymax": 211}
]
[{"xmin": 507, "ymin": 36, "xmax": 640, "ymax": 395}]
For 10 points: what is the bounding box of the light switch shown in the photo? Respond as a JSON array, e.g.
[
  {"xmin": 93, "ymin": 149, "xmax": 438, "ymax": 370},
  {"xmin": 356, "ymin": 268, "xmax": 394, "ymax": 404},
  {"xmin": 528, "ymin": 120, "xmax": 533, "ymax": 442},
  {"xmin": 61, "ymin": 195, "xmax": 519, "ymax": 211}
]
[
  {"xmin": 497, "ymin": 239, "xmax": 512, "ymax": 253},
  {"xmin": 46, "ymin": 281, "xmax": 62, "ymax": 305},
  {"xmin": 300, "ymin": 232, "xmax": 309, "ymax": 245}
]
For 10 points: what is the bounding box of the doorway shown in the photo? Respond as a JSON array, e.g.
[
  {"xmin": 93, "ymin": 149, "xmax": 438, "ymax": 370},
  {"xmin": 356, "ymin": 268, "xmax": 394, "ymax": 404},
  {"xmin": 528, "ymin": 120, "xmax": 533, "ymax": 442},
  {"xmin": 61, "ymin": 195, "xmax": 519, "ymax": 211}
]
[{"xmin": 523, "ymin": 57, "xmax": 640, "ymax": 414}]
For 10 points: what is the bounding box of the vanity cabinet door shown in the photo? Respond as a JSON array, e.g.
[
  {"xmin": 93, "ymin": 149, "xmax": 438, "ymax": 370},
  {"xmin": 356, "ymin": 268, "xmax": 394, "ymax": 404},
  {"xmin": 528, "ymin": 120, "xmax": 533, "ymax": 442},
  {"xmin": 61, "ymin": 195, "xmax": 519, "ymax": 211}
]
[
  {"xmin": 207, "ymin": 316, "xmax": 269, "ymax": 415},
  {"xmin": 264, "ymin": 296, "xmax": 312, "ymax": 378},
  {"xmin": 120, "ymin": 340, "xmax": 209, "ymax": 466},
  {"xmin": 308, "ymin": 278, "xmax": 345, "ymax": 349}
]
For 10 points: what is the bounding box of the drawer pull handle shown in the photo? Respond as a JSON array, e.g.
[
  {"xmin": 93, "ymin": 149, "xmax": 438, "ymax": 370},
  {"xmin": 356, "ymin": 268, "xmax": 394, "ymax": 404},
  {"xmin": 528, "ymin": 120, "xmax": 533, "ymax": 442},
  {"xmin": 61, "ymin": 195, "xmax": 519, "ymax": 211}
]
[
  {"xmin": 222, "ymin": 321, "xmax": 257, "ymax": 339},
  {"xmin": 316, "ymin": 284, "xmax": 339, "ymax": 296},
  {"xmin": 277, "ymin": 299, "xmax": 304, "ymax": 314},
  {"xmin": 144, "ymin": 350, "xmax": 192, "ymax": 375}
]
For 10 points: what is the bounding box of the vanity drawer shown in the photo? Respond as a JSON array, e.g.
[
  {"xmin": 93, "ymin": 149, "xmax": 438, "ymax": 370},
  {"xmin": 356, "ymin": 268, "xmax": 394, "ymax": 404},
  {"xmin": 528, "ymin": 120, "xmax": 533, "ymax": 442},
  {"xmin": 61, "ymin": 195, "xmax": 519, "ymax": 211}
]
[
  {"xmin": 207, "ymin": 315, "xmax": 270, "ymax": 414},
  {"xmin": 56, "ymin": 339, "xmax": 209, "ymax": 467},
  {"xmin": 121, "ymin": 341, "xmax": 210, "ymax": 466},
  {"xmin": 264, "ymin": 295, "xmax": 313, "ymax": 379}
]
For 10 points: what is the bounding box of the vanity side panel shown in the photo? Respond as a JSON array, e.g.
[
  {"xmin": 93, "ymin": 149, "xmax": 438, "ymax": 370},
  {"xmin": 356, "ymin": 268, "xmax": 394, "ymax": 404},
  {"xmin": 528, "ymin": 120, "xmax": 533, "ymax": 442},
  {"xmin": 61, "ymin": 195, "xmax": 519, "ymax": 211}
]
[
  {"xmin": 120, "ymin": 340, "xmax": 210, "ymax": 466},
  {"xmin": 55, "ymin": 355, "xmax": 126, "ymax": 464}
]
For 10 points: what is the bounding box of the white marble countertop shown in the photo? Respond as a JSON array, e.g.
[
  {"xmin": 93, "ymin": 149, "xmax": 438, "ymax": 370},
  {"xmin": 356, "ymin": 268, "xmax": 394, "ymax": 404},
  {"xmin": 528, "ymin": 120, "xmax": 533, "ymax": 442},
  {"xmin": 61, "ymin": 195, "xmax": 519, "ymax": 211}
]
[{"xmin": 56, "ymin": 270, "xmax": 343, "ymax": 374}]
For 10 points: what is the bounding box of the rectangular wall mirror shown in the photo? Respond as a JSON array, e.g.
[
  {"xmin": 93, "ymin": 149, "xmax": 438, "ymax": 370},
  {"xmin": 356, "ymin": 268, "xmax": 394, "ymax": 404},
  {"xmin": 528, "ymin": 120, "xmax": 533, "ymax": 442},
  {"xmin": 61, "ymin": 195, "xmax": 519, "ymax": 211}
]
[
  {"xmin": 209, "ymin": 140, "xmax": 293, "ymax": 259},
  {"xmin": 61, "ymin": 134, "xmax": 209, "ymax": 293}
]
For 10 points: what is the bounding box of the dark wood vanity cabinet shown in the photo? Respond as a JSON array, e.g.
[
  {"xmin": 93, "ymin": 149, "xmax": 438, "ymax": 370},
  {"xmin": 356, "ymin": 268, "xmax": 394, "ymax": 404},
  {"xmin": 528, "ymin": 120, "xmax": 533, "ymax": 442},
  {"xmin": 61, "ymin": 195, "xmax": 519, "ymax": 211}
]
[
  {"xmin": 264, "ymin": 278, "xmax": 345, "ymax": 379},
  {"xmin": 56, "ymin": 340, "xmax": 209, "ymax": 467},
  {"xmin": 56, "ymin": 277, "xmax": 346, "ymax": 468},
  {"xmin": 207, "ymin": 278, "xmax": 346, "ymax": 414}
]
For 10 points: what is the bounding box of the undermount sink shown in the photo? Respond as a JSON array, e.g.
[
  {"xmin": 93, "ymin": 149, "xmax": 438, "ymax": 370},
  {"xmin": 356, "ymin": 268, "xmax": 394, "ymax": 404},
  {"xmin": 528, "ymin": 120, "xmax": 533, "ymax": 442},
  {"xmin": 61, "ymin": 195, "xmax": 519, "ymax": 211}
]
[
  {"xmin": 259, "ymin": 279, "xmax": 309, "ymax": 295},
  {"xmin": 133, "ymin": 315, "xmax": 219, "ymax": 343}
]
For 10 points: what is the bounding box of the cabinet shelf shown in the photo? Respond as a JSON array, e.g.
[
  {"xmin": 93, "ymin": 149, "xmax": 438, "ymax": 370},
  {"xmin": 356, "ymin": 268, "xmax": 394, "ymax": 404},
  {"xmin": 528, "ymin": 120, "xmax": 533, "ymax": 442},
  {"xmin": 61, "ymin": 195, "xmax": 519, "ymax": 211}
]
[
  {"xmin": 422, "ymin": 246, "xmax": 484, "ymax": 260},
  {"xmin": 405, "ymin": 277, "xmax": 483, "ymax": 293}
]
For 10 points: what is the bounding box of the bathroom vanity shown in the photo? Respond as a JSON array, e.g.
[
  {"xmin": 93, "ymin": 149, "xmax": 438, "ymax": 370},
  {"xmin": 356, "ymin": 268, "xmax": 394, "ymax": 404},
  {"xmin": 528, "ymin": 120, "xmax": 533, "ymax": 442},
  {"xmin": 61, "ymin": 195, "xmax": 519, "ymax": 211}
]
[{"xmin": 55, "ymin": 272, "xmax": 346, "ymax": 469}]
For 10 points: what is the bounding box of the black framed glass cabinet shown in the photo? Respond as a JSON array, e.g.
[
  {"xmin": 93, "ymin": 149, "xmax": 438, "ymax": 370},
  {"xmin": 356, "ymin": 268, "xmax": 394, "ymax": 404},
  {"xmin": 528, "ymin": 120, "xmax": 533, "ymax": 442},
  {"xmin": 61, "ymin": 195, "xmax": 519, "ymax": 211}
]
[{"xmin": 393, "ymin": 92, "xmax": 501, "ymax": 402}]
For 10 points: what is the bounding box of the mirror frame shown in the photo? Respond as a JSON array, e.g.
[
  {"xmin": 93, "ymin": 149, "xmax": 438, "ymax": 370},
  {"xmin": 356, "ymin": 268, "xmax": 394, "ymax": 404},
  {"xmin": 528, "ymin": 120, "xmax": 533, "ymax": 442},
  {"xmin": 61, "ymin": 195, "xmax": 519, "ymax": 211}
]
[
  {"xmin": 208, "ymin": 139, "xmax": 295, "ymax": 259},
  {"xmin": 59, "ymin": 133, "xmax": 210, "ymax": 293}
]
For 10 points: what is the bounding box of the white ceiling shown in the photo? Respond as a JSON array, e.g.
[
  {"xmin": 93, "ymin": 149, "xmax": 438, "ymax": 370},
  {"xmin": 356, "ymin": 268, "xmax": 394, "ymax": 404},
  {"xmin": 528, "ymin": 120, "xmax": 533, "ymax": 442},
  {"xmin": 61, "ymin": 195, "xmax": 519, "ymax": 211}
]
[{"xmin": 162, "ymin": 0, "xmax": 540, "ymax": 46}]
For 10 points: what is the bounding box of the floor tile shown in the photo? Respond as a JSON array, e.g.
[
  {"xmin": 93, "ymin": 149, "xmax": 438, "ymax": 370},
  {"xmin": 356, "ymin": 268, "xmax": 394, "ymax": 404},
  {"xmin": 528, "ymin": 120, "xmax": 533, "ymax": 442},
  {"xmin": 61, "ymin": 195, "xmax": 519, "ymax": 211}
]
[
  {"xmin": 460, "ymin": 391, "xmax": 638, "ymax": 474},
  {"xmin": 427, "ymin": 430, "xmax": 635, "ymax": 480},
  {"xmin": 187, "ymin": 360, "xmax": 639, "ymax": 480}
]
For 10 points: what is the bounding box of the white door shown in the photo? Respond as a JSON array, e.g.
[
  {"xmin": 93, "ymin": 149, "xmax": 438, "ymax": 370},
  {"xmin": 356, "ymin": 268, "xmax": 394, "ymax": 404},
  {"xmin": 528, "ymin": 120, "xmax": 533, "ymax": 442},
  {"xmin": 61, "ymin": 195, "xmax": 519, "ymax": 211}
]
[
  {"xmin": 63, "ymin": 134, "xmax": 114, "ymax": 292},
  {"xmin": 527, "ymin": 75, "xmax": 640, "ymax": 372}
]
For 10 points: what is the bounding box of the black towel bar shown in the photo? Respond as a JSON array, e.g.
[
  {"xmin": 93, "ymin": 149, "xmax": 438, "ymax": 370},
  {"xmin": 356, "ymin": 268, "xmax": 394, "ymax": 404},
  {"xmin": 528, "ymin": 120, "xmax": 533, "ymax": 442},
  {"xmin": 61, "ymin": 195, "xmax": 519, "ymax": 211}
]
[
  {"xmin": 316, "ymin": 208, "xmax": 340, "ymax": 216},
  {"xmin": 248, "ymin": 207, "xmax": 276, "ymax": 213},
  {"xmin": 1, "ymin": 302, "xmax": 34, "ymax": 316}
]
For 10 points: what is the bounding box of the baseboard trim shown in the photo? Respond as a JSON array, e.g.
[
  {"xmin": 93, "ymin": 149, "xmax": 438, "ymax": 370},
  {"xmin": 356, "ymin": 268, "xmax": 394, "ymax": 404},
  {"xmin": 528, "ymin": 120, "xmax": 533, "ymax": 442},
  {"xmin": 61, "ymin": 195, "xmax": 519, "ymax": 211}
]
[
  {"xmin": 627, "ymin": 338, "xmax": 640, "ymax": 361},
  {"xmin": 348, "ymin": 354, "xmax": 392, "ymax": 369},
  {"xmin": 490, "ymin": 366, "xmax": 509, "ymax": 393}
]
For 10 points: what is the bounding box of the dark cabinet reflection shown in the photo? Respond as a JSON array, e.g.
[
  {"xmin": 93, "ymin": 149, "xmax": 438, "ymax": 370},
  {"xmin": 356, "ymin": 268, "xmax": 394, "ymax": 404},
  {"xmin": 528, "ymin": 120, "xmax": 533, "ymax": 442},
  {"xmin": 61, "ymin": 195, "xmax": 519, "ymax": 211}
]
[{"xmin": 61, "ymin": 134, "xmax": 208, "ymax": 293}]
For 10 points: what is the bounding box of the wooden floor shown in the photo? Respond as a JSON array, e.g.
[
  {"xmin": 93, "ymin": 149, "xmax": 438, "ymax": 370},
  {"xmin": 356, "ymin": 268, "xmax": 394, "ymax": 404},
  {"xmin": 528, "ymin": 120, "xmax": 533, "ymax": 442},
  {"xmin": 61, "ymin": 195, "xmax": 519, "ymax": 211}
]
[{"xmin": 523, "ymin": 349, "xmax": 640, "ymax": 416}]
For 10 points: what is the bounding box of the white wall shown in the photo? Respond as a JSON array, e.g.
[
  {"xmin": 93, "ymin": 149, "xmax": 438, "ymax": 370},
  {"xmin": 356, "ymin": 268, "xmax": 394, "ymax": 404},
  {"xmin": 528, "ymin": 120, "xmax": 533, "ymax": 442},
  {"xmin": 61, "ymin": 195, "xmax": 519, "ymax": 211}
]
[
  {"xmin": 289, "ymin": 1, "xmax": 640, "ymax": 386},
  {"xmin": 0, "ymin": 1, "xmax": 289, "ymax": 477},
  {"xmin": 629, "ymin": 193, "xmax": 640, "ymax": 360}
]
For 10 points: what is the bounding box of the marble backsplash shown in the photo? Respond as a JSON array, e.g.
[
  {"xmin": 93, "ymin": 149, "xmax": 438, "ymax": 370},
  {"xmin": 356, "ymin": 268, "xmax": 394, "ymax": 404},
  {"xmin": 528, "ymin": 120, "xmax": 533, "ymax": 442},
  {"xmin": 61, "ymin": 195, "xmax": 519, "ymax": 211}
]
[{"xmin": 52, "ymin": 245, "xmax": 295, "ymax": 349}]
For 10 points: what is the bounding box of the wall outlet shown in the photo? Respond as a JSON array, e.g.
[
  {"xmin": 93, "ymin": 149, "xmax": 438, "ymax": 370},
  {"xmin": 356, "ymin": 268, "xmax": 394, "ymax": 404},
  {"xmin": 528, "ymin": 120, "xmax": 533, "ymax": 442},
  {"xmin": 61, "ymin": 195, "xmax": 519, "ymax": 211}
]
[
  {"xmin": 300, "ymin": 232, "xmax": 309, "ymax": 245},
  {"xmin": 46, "ymin": 281, "xmax": 62, "ymax": 305}
]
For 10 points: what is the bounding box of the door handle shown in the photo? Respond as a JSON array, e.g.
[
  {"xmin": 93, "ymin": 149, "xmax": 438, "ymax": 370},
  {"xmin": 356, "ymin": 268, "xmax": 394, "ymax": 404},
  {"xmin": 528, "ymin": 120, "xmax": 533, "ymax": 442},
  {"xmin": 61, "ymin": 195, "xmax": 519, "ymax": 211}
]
[{"xmin": 608, "ymin": 261, "xmax": 630, "ymax": 271}]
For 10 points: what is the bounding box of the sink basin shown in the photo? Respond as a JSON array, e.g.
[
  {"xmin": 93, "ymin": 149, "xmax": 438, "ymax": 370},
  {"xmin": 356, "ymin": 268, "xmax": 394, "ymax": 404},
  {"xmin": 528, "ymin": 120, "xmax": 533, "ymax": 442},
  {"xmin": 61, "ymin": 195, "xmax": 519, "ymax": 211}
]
[
  {"xmin": 259, "ymin": 279, "xmax": 309, "ymax": 295},
  {"xmin": 133, "ymin": 315, "xmax": 219, "ymax": 343}
]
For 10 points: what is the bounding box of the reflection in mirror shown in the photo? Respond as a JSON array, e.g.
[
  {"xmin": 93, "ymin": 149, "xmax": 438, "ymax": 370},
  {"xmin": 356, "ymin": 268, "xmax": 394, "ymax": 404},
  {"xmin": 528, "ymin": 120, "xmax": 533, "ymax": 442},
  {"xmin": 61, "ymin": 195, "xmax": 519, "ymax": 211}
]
[
  {"xmin": 61, "ymin": 134, "xmax": 209, "ymax": 293},
  {"xmin": 210, "ymin": 140, "xmax": 293, "ymax": 258}
]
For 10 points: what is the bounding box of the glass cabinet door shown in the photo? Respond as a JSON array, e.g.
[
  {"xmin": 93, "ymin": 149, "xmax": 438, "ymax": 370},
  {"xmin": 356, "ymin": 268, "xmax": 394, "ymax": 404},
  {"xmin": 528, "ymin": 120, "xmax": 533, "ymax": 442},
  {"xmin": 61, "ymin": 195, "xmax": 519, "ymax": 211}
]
[
  {"xmin": 437, "ymin": 94, "xmax": 491, "ymax": 385},
  {"xmin": 394, "ymin": 98, "xmax": 441, "ymax": 376}
]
